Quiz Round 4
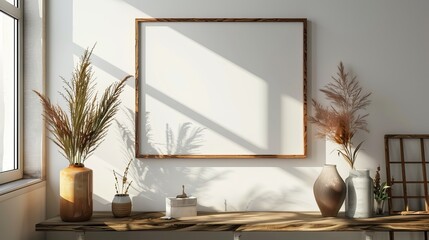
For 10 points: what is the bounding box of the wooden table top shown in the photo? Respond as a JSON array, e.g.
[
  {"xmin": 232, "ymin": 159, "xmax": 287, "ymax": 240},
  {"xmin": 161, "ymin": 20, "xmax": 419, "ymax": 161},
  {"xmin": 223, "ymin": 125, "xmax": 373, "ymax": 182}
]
[{"xmin": 35, "ymin": 211, "xmax": 429, "ymax": 232}]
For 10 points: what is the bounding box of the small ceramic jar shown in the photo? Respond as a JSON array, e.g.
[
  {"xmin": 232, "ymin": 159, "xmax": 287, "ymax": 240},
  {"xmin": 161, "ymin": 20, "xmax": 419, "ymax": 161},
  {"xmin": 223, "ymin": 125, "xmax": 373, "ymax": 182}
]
[{"xmin": 112, "ymin": 194, "xmax": 132, "ymax": 217}]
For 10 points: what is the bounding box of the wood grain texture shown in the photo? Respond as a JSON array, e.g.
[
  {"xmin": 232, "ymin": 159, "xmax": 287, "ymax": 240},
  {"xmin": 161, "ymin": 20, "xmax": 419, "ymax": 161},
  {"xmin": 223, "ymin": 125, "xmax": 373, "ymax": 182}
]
[
  {"xmin": 135, "ymin": 18, "xmax": 307, "ymax": 23},
  {"xmin": 137, "ymin": 154, "xmax": 307, "ymax": 159},
  {"xmin": 36, "ymin": 211, "xmax": 429, "ymax": 232},
  {"xmin": 399, "ymin": 138, "xmax": 409, "ymax": 211},
  {"xmin": 420, "ymin": 138, "xmax": 429, "ymax": 211},
  {"xmin": 385, "ymin": 134, "xmax": 429, "ymax": 139}
]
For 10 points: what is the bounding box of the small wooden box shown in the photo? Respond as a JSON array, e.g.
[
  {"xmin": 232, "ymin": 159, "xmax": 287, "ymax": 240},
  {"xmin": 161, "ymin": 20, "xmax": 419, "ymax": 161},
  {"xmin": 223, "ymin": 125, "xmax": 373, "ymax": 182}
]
[{"xmin": 166, "ymin": 197, "xmax": 197, "ymax": 218}]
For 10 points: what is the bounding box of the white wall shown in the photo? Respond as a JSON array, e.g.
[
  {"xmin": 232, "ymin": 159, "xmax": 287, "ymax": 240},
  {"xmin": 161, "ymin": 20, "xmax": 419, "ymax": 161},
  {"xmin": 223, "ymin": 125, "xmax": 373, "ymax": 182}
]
[
  {"xmin": 46, "ymin": 0, "xmax": 429, "ymax": 239},
  {"xmin": 0, "ymin": 184, "xmax": 46, "ymax": 240}
]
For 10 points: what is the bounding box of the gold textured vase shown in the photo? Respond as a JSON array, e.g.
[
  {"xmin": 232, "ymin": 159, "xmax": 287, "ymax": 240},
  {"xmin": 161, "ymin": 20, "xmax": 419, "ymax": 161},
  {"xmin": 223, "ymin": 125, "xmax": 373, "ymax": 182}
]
[{"xmin": 60, "ymin": 164, "xmax": 93, "ymax": 222}]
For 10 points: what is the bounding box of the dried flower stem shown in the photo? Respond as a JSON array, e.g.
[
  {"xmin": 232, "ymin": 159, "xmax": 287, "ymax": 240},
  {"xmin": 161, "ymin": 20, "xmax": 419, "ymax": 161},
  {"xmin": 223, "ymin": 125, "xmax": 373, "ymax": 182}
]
[
  {"xmin": 113, "ymin": 159, "xmax": 133, "ymax": 194},
  {"xmin": 34, "ymin": 45, "xmax": 132, "ymax": 164},
  {"xmin": 373, "ymin": 165, "xmax": 391, "ymax": 201},
  {"xmin": 124, "ymin": 180, "xmax": 133, "ymax": 195},
  {"xmin": 309, "ymin": 62, "xmax": 371, "ymax": 169},
  {"xmin": 113, "ymin": 170, "xmax": 119, "ymax": 194}
]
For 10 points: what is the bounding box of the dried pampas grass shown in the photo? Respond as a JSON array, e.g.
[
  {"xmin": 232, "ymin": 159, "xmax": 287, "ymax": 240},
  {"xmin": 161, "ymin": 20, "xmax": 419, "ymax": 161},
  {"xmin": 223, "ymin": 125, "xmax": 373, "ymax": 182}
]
[{"xmin": 309, "ymin": 62, "xmax": 371, "ymax": 169}]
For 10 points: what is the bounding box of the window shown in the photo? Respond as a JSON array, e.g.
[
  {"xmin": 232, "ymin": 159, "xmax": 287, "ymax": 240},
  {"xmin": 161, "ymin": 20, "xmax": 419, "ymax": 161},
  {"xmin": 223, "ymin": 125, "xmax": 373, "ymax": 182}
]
[{"xmin": 0, "ymin": 0, "xmax": 22, "ymax": 184}]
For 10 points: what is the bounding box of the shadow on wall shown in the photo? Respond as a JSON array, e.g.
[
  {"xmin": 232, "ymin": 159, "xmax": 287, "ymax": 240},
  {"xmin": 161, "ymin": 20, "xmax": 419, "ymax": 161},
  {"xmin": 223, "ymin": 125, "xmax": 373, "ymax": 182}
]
[
  {"xmin": 115, "ymin": 108, "xmax": 218, "ymax": 211},
  {"xmin": 110, "ymin": 108, "xmax": 320, "ymax": 212},
  {"xmin": 142, "ymin": 112, "xmax": 206, "ymax": 155},
  {"xmin": 228, "ymin": 186, "xmax": 301, "ymax": 212},
  {"xmin": 196, "ymin": 164, "xmax": 319, "ymax": 212}
]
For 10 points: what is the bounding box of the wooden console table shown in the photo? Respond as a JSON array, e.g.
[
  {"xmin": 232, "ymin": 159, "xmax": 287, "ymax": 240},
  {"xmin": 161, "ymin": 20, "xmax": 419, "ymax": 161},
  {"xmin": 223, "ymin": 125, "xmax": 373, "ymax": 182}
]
[{"xmin": 36, "ymin": 211, "xmax": 429, "ymax": 240}]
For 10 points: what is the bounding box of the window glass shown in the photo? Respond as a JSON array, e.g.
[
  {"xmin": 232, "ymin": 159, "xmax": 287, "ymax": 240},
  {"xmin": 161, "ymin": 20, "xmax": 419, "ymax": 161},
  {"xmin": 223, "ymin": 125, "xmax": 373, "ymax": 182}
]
[
  {"xmin": 0, "ymin": 11, "xmax": 18, "ymax": 173},
  {"xmin": 5, "ymin": 0, "xmax": 18, "ymax": 7}
]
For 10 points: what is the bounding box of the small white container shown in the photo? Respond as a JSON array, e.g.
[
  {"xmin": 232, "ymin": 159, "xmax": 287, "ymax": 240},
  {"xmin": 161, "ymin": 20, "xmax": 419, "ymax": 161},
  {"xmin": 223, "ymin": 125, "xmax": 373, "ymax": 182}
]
[{"xmin": 166, "ymin": 197, "xmax": 197, "ymax": 218}]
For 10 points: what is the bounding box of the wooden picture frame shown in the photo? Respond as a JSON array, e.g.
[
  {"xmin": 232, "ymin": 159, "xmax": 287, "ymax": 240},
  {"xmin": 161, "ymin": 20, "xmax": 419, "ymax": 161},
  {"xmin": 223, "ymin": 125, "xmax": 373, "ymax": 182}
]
[{"xmin": 135, "ymin": 18, "xmax": 307, "ymax": 158}]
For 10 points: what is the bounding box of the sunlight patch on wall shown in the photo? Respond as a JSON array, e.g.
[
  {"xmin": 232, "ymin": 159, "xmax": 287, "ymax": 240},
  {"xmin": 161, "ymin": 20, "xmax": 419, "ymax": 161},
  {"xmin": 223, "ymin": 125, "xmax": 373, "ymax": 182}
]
[
  {"xmin": 144, "ymin": 25, "xmax": 269, "ymax": 153},
  {"xmin": 281, "ymin": 95, "xmax": 304, "ymax": 154},
  {"xmin": 145, "ymin": 27, "xmax": 267, "ymax": 153}
]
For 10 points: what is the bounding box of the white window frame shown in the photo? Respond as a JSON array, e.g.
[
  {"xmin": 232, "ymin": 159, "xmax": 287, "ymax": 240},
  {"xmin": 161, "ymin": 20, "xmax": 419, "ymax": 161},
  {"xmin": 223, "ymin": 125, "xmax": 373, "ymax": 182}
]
[{"xmin": 0, "ymin": 0, "xmax": 23, "ymax": 184}]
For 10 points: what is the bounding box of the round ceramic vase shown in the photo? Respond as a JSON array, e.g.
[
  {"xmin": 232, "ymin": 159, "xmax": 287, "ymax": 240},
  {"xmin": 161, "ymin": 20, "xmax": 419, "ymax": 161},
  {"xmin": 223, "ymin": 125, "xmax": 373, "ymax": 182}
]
[
  {"xmin": 112, "ymin": 194, "xmax": 132, "ymax": 217},
  {"xmin": 313, "ymin": 164, "xmax": 346, "ymax": 217},
  {"xmin": 345, "ymin": 169, "xmax": 373, "ymax": 218},
  {"xmin": 60, "ymin": 163, "xmax": 93, "ymax": 222}
]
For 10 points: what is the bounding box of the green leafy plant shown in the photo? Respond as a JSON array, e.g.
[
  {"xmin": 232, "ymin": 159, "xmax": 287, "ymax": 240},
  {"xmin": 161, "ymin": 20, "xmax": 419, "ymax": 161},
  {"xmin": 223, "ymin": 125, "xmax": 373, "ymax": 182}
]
[
  {"xmin": 374, "ymin": 166, "xmax": 390, "ymax": 201},
  {"xmin": 309, "ymin": 62, "xmax": 371, "ymax": 169},
  {"xmin": 34, "ymin": 46, "xmax": 132, "ymax": 165},
  {"xmin": 113, "ymin": 159, "xmax": 133, "ymax": 195}
]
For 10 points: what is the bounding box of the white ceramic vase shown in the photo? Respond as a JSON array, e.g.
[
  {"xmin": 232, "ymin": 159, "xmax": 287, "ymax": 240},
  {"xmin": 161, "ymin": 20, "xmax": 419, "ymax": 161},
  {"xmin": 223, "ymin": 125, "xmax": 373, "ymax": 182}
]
[
  {"xmin": 345, "ymin": 169, "xmax": 373, "ymax": 218},
  {"xmin": 112, "ymin": 194, "xmax": 132, "ymax": 218}
]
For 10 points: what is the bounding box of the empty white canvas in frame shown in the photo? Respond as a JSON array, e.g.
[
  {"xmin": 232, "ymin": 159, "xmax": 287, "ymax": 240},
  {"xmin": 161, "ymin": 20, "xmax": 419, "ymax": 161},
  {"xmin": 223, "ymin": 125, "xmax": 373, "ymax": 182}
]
[{"xmin": 135, "ymin": 18, "xmax": 307, "ymax": 158}]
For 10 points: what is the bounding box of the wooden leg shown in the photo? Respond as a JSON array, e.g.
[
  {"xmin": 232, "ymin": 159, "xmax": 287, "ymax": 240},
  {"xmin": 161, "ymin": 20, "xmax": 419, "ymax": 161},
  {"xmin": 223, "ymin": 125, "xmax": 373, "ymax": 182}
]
[
  {"xmin": 425, "ymin": 231, "xmax": 428, "ymax": 240},
  {"xmin": 389, "ymin": 231, "xmax": 394, "ymax": 240},
  {"xmin": 76, "ymin": 232, "xmax": 85, "ymax": 240},
  {"xmin": 233, "ymin": 232, "xmax": 241, "ymax": 240}
]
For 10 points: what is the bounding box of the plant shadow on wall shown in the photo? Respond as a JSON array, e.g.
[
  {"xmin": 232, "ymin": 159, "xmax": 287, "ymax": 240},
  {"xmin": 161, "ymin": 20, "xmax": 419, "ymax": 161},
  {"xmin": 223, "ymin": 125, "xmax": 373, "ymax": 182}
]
[
  {"xmin": 115, "ymin": 109, "xmax": 218, "ymax": 211},
  {"xmin": 143, "ymin": 112, "xmax": 205, "ymax": 156},
  {"xmin": 116, "ymin": 111, "xmax": 317, "ymax": 211},
  {"xmin": 139, "ymin": 113, "xmax": 313, "ymax": 211}
]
